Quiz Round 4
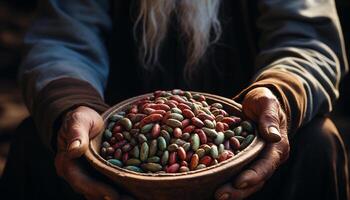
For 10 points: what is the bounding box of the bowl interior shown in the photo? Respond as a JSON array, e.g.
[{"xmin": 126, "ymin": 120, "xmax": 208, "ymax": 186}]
[{"xmin": 86, "ymin": 92, "xmax": 265, "ymax": 180}]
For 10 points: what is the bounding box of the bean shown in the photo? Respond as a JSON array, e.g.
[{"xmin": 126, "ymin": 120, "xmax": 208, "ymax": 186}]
[
  {"xmin": 137, "ymin": 134, "xmax": 148, "ymax": 143},
  {"xmin": 151, "ymin": 123, "xmax": 161, "ymax": 138},
  {"xmin": 224, "ymin": 130, "xmax": 235, "ymax": 139},
  {"xmin": 166, "ymin": 163, "xmax": 180, "ymax": 173},
  {"xmin": 191, "ymin": 117, "xmax": 204, "ymax": 128},
  {"xmin": 147, "ymin": 156, "xmax": 160, "ymax": 163},
  {"xmin": 141, "ymin": 123, "xmax": 154, "ymax": 134},
  {"xmin": 119, "ymin": 118, "xmax": 132, "ymax": 131},
  {"xmin": 230, "ymin": 137, "xmax": 240, "ymax": 150},
  {"xmin": 202, "ymin": 127, "xmax": 218, "ymax": 139},
  {"xmin": 122, "ymin": 144, "xmax": 133, "ymax": 152},
  {"xmin": 126, "ymin": 158, "xmax": 141, "ymax": 166},
  {"xmin": 190, "ymin": 134, "xmax": 200, "ymax": 151},
  {"xmin": 149, "ymin": 139, "xmax": 158, "ymax": 157},
  {"xmin": 169, "ymin": 113, "xmax": 184, "ymax": 121},
  {"xmin": 104, "ymin": 130, "xmax": 112, "ymax": 139},
  {"xmin": 108, "ymin": 159, "xmax": 123, "ymax": 167},
  {"xmin": 124, "ymin": 166, "xmax": 143, "ymax": 173},
  {"xmin": 195, "ymin": 148, "xmax": 206, "ymax": 158},
  {"xmin": 190, "ymin": 154, "xmax": 199, "ymax": 170},
  {"xmin": 216, "ymin": 122, "xmax": 225, "ymax": 132},
  {"xmin": 182, "ymin": 142, "xmax": 191, "ymax": 151},
  {"xmin": 218, "ymin": 144, "xmax": 225, "ymax": 154},
  {"xmin": 196, "ymin": 164, "xmax": 207, "ymax": 170},
  {"xmin": 199, "ymin": 156, "xmax": 212, "ymax": 166},
  {"xmin": 233, "ymin": 126, "xmax": 243, "ymax": 136},
  {"xmin": 234, "ymin": 136, "xmax": 245, "ymax": 143},
  {"xmin": 183, "ymin": 125, "xmax": 196, "ymax": 133},
  {"xmin": 181, "ymin": 132, "xmax": 191, "ymax": 140},
  {"xmin": 166, "ymin": 119, "xmax": 182, "ymax": 128},
  {"xmin": 239, "ymin": 134, "xmax": 255, "ymax": 150},
  {"xmin": 214, "ymin": 132, "xmax": 225, "ymax": 145},
  {"xmin": 168, "ymin": 143, "xmax": 179, "ymax": 152},
  {"xmin": 158, "ymin": 136, "xmax": 167, "ymax": 151},
  {"xmin": 140, "ymin": 142, "xmax": 149, "ymax": 161},
  {"xmin": 161, "ymin": 150, "xmax": 169, "ymax": 166},
  {"xmin": 194, "ymin": 129, "xmax": 207, "ymax": 144},
  {"xmin": 181, "ymin": 119, "xmax": 191, "ymax": 128},
  {"xmin": 130, "ymin": 146, "xmax": 139, "ymax": 158},
  {"xmin": 204, "ymin": 119, "xmax": 215, "ymax": 129},
  {"xmin": 173, "ymin": 127, "xmax": 182, "ymax": 138},
  {"xmin": 177, "ymin": 147, "xmax": 186, "ymax": 160},
  {"xmin": 171, "ymin": 107, "xmax": 182, "ymax": 114},
  {"xmin": 141, "ymin": 163, "xmax": 163, "ymax": 172},
  {"xmin": 109, "ymin": 114, "xmax": 124, "ymax": 122},
  {"xmin": 197, "ymin": 113, "xmax": 214, "ymax": 121},
  {"xmin": 169, "ymin": 152, "xmax": 177, "ymax": 165},
  {"xmin": 179, "ymin": 166, "xmax": 190, "ymax": 172},
  {"xmin": 210, "ymin": 145, "xmax": 219, "ymax": 159},
  {"xmin": 241, "ymin": 121, "xmax": 254, "ymax": 133},
  {"xmin": 114, "ymin": 149, "xmax": 122, "ymax": 159},
  {"xmin": 182, "ymin": 109, "xmax": 195, "ymax": 119}
]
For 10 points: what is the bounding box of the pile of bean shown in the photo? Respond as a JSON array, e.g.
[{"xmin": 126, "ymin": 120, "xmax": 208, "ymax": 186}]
[{"xmin": 100, "ymin": 90, "xmax": 256, "ymax": 173}]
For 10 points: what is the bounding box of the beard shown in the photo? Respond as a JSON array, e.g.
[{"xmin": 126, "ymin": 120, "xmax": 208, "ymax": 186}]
[{"xmin": 134, "ymin": 0, "xmax": 222, "ymax": 77}]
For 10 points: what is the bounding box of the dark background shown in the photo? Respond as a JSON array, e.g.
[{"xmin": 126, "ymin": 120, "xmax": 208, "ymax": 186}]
[{"xmin": 0, "ymin": 0, "xmax": 349, "ymax": 177}]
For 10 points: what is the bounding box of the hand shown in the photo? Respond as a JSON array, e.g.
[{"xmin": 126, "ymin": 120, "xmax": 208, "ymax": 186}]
[
  {"xmin": 215, "ymin": 87, "xmax": 290, "ymax": 200},
  {"xmin": 55, "ymin": 106, "xmax": 128, "ymax": 200}
]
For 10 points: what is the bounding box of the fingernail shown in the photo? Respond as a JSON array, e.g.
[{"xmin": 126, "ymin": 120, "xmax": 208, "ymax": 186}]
[
  {"xmin": 268, "ymin": 126, "xmax": 281, "ymax": 142},
  {"xmin": 237, "ymin": 182, "xmax": 248, "ymax": 189},
  {"xmin": 68, "ymin": 139, "xmax": 81, "ymax": 151},
  {"xmin": 218, "ymin": 193, "xmax": 230, "ymax": 200}
]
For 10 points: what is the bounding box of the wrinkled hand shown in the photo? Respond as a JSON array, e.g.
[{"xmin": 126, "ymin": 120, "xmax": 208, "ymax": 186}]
[
  {"xmin": 55, "ymin": 106, "xmax": 128, "ymax": 200},
  {"xmin": 215, "ymin": 87, "xmax": 290, "ymax": 200}
]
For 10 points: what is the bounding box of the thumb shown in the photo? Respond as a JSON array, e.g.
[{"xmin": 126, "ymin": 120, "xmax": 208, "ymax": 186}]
[
  {"xmin": 258, "ymin": 100, "xmax": 282, "ymax": 143},
  {"xmin": 242, "ymin": 87, "xmax": 282, "ymax": 143},
  {"xmin": 62, "ymin": 106, "xmax": 104, "ymax": 158}
]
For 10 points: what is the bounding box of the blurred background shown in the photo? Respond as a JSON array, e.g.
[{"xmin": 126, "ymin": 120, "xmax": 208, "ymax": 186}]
[{"xmin": 0, "ymin": 0, "xmax": 349, "ymax": 177}]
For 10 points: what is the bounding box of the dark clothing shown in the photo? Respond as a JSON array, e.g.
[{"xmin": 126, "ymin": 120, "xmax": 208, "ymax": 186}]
[
  {"xmin": 1, "ymin": 117, "xmax": 349, "ymax": 200},
  {"xmin": 19, "ymin": 0, "xmax": 348, "ymax": 150},
  {"xmin": 7, "ymin": 0, "xmax": 350, "ymax": 199}
]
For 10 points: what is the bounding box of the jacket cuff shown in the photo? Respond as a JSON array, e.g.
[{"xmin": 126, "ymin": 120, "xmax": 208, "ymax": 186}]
[
  {"xmin": 32, "ymin": 77, "xmax": 109, "ymax": 152},
  {"xmin": 234, "ymin": 69, "xmax": 307, "ymax": 135}
]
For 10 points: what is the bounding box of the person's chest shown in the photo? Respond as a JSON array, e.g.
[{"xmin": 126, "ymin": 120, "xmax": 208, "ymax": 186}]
[{"xmin": 105, "ymin": 0, "xmax": 256, "ymax": 104}]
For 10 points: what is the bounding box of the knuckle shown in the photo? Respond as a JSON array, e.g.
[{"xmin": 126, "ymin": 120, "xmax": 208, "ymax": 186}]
[
  {"xmin": 70, "ymin": 111, "xmax": 85, "ymax": 121},
  {"xmin": 70, "ymin": 123, "xmax": 82, "ymax": 132},
  {"xmin": 260, "ymin": 112, "xmax": 279, "ymax": 125}
]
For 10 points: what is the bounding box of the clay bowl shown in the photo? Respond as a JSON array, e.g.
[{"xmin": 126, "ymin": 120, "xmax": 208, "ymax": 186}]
[{"xmin": 85, "ymin": 92, "xmax": 265, "ymax": 200}]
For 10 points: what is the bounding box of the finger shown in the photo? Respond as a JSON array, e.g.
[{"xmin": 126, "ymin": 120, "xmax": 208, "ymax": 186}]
[
  {"xmin": 242, "ymin": 87, "xmax": 283, "ymax": 143},
  {"xmin": 56, "ymin": 155, "xmax": 120, "ymax": 200},
  {"xmin": 233, "ymin": 144, "xmax": 281, "ymax": 189},
  {"xmin": 258, "ymin": 100, "xmax": 282, "ymax": 143},
  {"xmin": 62, "ymin": 107, "xmax": 104, "ymax": 158},
  {"xmin": 215, "ymin": 181, "xmax": 265, "ymax": 200}
]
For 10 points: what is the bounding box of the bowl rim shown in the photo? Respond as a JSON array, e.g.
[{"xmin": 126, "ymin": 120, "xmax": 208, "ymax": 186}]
[{"xmin": 85, "ymin": 92, "xmax": 265, "ymax": 181}]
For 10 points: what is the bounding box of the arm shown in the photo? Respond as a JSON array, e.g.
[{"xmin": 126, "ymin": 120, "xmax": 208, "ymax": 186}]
[
  {"xmin": 19, "ymin": 0, "xmax": 112, "ymax": 150},
  {"xmin": 237, "ymin": 0, "xmax": 348, "ymax": 133},
  {"xmin": 217, "ymin": 0, "xmax": 347, "ymax": 199}
]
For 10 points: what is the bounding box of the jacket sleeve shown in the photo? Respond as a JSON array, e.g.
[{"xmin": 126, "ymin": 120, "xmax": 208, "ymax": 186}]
[
  {"xmin": 18, "ymin": 0, "xmax": 112, "ymax": 150},
  {"xmin": 236, "ymin": 0, "xmax": 348, "ymax": 134}
]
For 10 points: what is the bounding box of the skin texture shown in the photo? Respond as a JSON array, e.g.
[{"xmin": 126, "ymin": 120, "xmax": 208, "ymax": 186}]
[
  {"xmin": 215, "ymin": 87, "xmax": 290, "ymax": 200},
  {"xmin": 55, "ymin": 106, "xmax": 132, "ymax": 200},
  {"xmin": 55, "ymin": 87, "xmax": 289, "ymax": 200}
]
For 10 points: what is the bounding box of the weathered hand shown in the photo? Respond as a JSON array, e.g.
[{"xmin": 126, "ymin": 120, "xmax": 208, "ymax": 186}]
[
  {"xmin": 215, "ymin": 87, "xmax": 290, "ymax": 200},
  {"xmin": 55, "ymin": 106, "xmax": 129, "ymax": 200}
]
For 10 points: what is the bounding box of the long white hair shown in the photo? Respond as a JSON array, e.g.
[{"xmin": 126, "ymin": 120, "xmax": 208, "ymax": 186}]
[{"xmin": 134, "ymin": 0, "xmax": 222, "ymax": 76}]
